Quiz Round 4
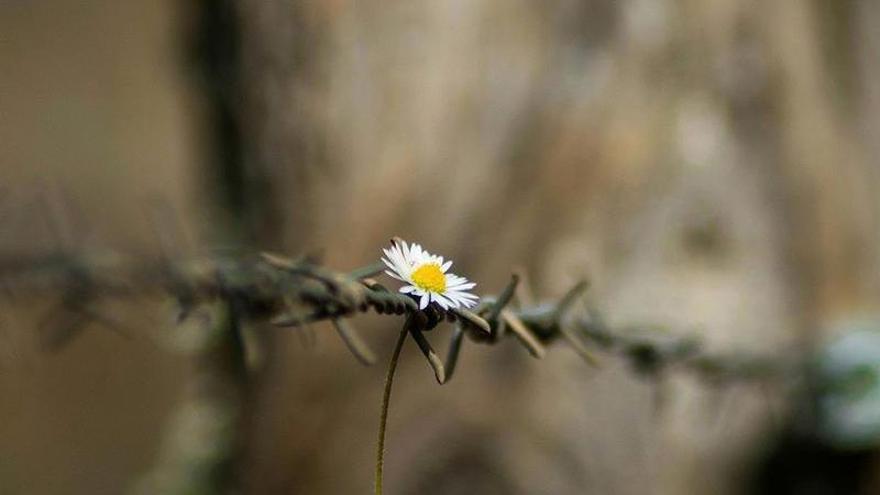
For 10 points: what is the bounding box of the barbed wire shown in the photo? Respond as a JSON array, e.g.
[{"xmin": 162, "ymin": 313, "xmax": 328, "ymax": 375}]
[{"xmin": 0, "ymin": 248, "xmax": 794, "ymax": 385}]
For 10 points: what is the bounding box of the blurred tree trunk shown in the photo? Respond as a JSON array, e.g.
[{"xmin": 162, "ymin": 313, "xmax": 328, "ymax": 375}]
[{"xmin": 143, "ymin": 2, "xmax": 318, "ymax": 493}]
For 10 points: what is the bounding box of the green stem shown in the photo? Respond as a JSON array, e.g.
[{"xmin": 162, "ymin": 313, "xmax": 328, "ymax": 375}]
[{"xmin": 375, "ymin": 320, "xmax": 409, "ymax": 495}]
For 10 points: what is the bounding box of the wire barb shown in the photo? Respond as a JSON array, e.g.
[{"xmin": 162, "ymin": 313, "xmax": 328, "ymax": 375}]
[{"xmin": 331, "ymin": 318, "xmax": 377, "ymax": 366}]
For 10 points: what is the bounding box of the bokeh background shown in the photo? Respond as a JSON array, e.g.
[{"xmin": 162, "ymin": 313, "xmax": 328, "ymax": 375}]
[{"xmin": 2, "ymin": 1, "xmax": 880, "ymax": 494}]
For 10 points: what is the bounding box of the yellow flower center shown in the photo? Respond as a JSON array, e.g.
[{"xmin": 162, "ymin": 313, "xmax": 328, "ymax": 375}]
[{"xmin": 411, "ymin": 263, "xmax": 446, "ymax": 293}]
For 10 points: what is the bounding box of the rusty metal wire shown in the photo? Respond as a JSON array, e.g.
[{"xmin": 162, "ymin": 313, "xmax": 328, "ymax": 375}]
[{"xmin": 0, "ymin": 247, "xmax": 794, "ymax": 385}]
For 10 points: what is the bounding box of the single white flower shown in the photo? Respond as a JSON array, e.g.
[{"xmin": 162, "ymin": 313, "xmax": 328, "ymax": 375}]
[{"xmin": 381, "ymin": 239, "xmax": 478, "ymax": 310}]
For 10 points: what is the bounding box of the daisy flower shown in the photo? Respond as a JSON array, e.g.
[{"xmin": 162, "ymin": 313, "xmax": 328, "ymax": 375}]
[{"xmin": 381, "ymin": 239, "xmax": 478, "ymax": 310}]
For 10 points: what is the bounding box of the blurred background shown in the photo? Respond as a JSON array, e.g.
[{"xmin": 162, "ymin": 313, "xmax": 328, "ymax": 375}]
[{"xmin": 2, "ymin": 1, "xmax": 880, "ymax": 494}]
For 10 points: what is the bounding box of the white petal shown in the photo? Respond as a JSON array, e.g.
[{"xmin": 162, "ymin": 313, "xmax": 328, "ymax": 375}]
[
  {"xmin": 419, "ymin": 293, "xmax": 430, "ymax": 310},
  {"xmin": 399, "ymin": 285, "xmax": 416, "ymax": 294},
  {"xmin": 447, "ymin": 291, "xmax": 468, "ymax": 301},
  {"xmin": 389, "ymin": 247, "xmax": 408, "ymax": 271},
  {"xmin": 392, "ymin": 252, "xmax": 413, "ymax": 278},
  {"xmin": 448, "ymin": 292, "xmax": 478, "ymax": 303},
  {"xmin": 384, "ymin": 250, "xmax": 399, "ymax": 268},
  {"xmin": 391, "ymin": 242, "xmax": 407, "ymax": 263},
  {"xmin": 451, "ymin": 292, "xmax": 477, "ymax": 306},
  {"xmin": 448, "ymin": 282, "xmax": 476, "ymax": 290},
  {"xmin": 441, "ymin": 260, "xmax": 452, "ymax": 272},
  {"xmin": 434, "ymin": 293, "xmax": 452, "ymax": 309},
  {"xmin": 385, "ymin": 245, "xmax": 398, "ymax": 260},
  {"xmin": 445, "ymin": 285, "xmax": 471, "ymax": 294},
  {"xmin": 400, "ymin": 241, "xmax": 411, "ymax": 262},
  {"xmin": 446, "ymin": 286, "xmax": 469, "ymax": 294},
  {"xmin": 453, "ymin": 292, "xmax": 479, "ymax": 300},
  {"xmin": 385, "ymin": 270, "xmax": 405, "ymax": 281}
]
